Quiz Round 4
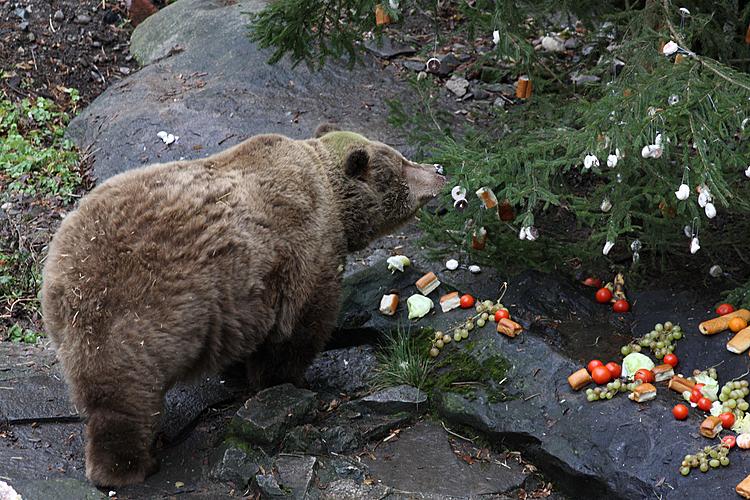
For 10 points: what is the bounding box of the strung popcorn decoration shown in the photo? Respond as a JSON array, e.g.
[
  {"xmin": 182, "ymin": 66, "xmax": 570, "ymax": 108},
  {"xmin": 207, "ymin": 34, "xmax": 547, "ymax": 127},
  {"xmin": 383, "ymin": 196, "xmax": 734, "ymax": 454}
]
[
  {"xmin": 641, "ymin": 144, "xmax": 662, "ymax": 159},
  {"xmin": 600, "ymin": 197, "xmax": 612, "ymax": 212},
  {"xmin": 675, "ymin": 183, "xmax": 690, "ymax": 200},
  {"xmin": 492, "ymin": 30, "xmax": 500, "ymax": 45},
  {"xmin": 683, "ymin": 225, "xmax": 692, "ymax": 238},
  {"xmin": 519, "ymin": 226, "xmax": 538, "ymax": 241},
  {"xmin": 709, "ymin": 264, "xmax": 723, "ymax": 278},
  {"xmin": 663, "ymin": 40, "xmax": 679, "ymax": 56},
  {"xmin": 705, "ymin": 202, "xmax": 717, "ymax": 219},
  {"xmin": 690, "ymin": 236, "xmax": 701, "ymax": 254},
  {"xmin": 606, "ymin": 154, "xmax": 618, "ymax": 168},
  {"xmin": 616, "ymin": 147, "xmax": 623, "ymax": 159},
  {"xmin": 583, "ymin": 154, "xmax": 600, "ymax": 170},
  {"xmin": 603, "ymin": 240, "xmax": 615, "ymax": 256},
  {"xmin": 697, "ymin": 185, "xmax": 712, "ymax": 208},
  {"xmin": 668, "ymin": 94, "xmax": 680, "ymax": 106},
  {"xmin": 745, "ymin": 165, "xmax": 750, "ymax": 178}
]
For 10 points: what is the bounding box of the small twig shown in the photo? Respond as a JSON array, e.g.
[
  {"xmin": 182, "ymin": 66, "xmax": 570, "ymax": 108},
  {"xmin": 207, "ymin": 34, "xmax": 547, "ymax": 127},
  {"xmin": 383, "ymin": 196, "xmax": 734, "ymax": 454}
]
[
  {"xmin": 441, "ymin": 420, "xmax": 475, "ymax": 443},
  {"xmin": 730, "ymin": 369, "xmax": 750, "ymax": 382},
  {"xmin": 524, "ymin": 393, "xmax": 541, "ymax": 401}
]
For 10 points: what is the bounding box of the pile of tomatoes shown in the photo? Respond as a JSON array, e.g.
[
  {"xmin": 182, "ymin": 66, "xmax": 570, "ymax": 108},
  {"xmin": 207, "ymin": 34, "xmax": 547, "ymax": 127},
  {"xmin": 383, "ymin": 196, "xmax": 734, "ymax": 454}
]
[
  {"xmin": 587, "ymin": 359, "xmax": 622, "ymax": 384},
  {"xmin": 594, "ymin": 286, "xmax": 630, "ymax": 313}
]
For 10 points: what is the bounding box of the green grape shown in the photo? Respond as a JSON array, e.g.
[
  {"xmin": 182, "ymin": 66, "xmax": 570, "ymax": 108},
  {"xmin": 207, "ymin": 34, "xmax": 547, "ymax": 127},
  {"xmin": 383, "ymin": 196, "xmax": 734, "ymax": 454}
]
[
  {"xmin": 639, "ymin": 340, "xmax": 649, "ymax": 347},
  {"xmin": 710, "ymin": 450, "xmax": 719, "ymax": 459},
  {"xmin": 720, "ymin": 393, "xmax": 729, "ymax": 402},
  {"xmin": 720, "ymin": 457, "xmax": 730, "ymax": 466},
  {"xmin": 655, "ymin": 323, "xmax": 664, "ymax": 331},
  {"xmin": 722, "ymin": 386, "xmax": 732, "ymax": 395},
  {"xmin": 613, "ymin": 379, "xmax": 622, "ymax": 389},
  {"xmin": 606, "ymin": 392, "xmax": 614, "ymax": 399},
  {"xmin": 477, "ymin": 318, "xmax": 486, "ymax": 328},
  {"xmin": 460, "ymin": 329, "xmax": 469, "ymax": 340},
  {"xmin": 685, "ymin": 455, "xmax": 694, "ymax": 462},
  {"xmin": 656, "ymin": 341, "xmax": 665, "ymax": 349},
  {"xmin": 633, "ymin": 345, "xmax": 642, "ymax": 352},
  {"xmin": 483, "ymin": 300, "xmax": 494, "ymax": 309},
  {"xmin": 742, "ymin": 380, "xmax": 749, "ymax": 388},
  {"xmin": 700, "ymin": 463, "xmax": 709, "ymax": 472},
  {"xmin": 655, "ymin": 351, "xmax": 664, "ymax": 360},
  {"xmin": 739, "ymin": 401, "xmax": 749, "ymax": 411},
  {"xmin": 443, "ymin": 335, "xmax": 452, "ymax": 344},
  {"xmin": 587, "ymin": 394, "xmax": 596, "ymax": 402},
  {"xmin": 727, "ymin": 399, "xmax": 738, "ymax": 409},
  {"xmin": 475, "ymin": 304, "xmax": 485, "ymax": 313},
  {"xmin": 680, "ymin": 466, "xmax": 690, "ymax": 476},
  {"xmin": 454, "ymin": 332, "xmax": 462, "ymax": 342},
  {"xmin": 435, "ymin": 340, "xmax": 444, "ymax": 348},
  {"xmin": 481, "ymin": 312, "xmax": 489, "ymax": 321},
  {"xmin": 709, "ymin": 459, "xmax": 720, "ymax": 468},
  {"xmin": 466, "ymin": 322, "xmax": 474, "ymax": 331},
  {"xmin": 621, "ymin": 346, "xmax": 631, "ymax": 356},
  {"xmin": 435, "ymin": 331, "xmax": 443, "ymax": 340},
  {"xmin": 681, "ymin": 460, "xmax": 690, "ymax": 467},
  {"xmin": 735, "ymin": 381, "xmax": 743, "ymax": 390},
  {"xmin": 667, "ymin": 345, "xmax": 675, "ymax": 353},
  {"xmin": 743, "ymin": 387, "xmax": 750, "ymax": 396},
  {"xmin": 691, "ymin": 458, "xmax": 699, "ymax": 467},
  {"xmin": 673, "ymin": 331, "xmax": 683, "ymax": 340}
]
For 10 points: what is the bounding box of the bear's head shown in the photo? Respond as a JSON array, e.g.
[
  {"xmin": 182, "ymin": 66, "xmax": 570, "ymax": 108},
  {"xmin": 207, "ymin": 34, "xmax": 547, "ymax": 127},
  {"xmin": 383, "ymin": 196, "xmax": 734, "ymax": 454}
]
[{"xmin": 314, "ymin": 124, "xmax": 446, "ymax": 251}]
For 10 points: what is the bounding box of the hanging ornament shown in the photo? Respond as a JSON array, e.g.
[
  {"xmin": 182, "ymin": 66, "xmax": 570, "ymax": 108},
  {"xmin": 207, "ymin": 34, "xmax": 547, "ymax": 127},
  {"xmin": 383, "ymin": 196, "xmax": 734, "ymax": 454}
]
[
  {"xmin": 454, "ymin": 198, "xmax": 468, "ymax": 211},
  {"xmin": 705, "ymin": 202, "xmax": 717, "ymax": 219},
  {"xmin": 683, "ymin": 225, "xmax": 692, "ymax": 238},
  {"xmin": 603, "ymin": 240, "xmax": 615, "ymax": 256},
  {"xmin": 426, "ymin": 58, "xmax": 441, "ymax": 73},
  {"xmin": 492, "ymin": 30, "xmax": 500, "ymax": 45},
  {"xmin": 631, "ymin": 239, "xmax": 642, "ymax": 264},
  {"xmin": 451, "ymin": 186, "xmax": 467, "ymax": 201},
  {"xmin": 583, "ymin": 154, "xmax": 599, "ymax": 169},
  {"xmin": 690, "ymin": 236, "xmax": 701, "ymax": 254},
  {"xmin": 616, "ymin": 173, "xmax": 623, "ymax": 183},
  {"xmin": 745, "ymin": 165, "xmax": 750, "ymax": 178},
  {"xmin": 641, "ymin": 144, "xmax": 663, "ymax": 159},
  {"xmin": 497, "ymin": 200, "xmax": 515, "ymax": 221},
  {"xmin": 655, "ymin": 133, "xmax": 663, "ymax": 147},
  {"xmin": 475, "ymin": 187, "xmax": 498, "ymax": 209},
  {"xmin": 375, "ymin": 4, "xmax": 392, "ymax": 25},
  {"xmin": 472, "ymin": 226, "xmax": 488, "ymax": 250},
  {"xmin": 600, "ymin": 197, "xmax": 612, "ymax": 212},
  {"xmin": 675, "ymin": 183, "xmax": 690, "ymax": 200},
  {"xmin": 518, "ymin": 226, "xmax": 527, "ymax": 240},
  {"xmin": 515, "ymin": 76, "xmax": 532, "ymax": 99},
  {"xmin": 697, "ymin": 186, "xmax": 711, "ymax": 208},
  {"xmin": 606, "ymin": 154, "xmax": 618, "ymax": 168},
  {"xmin": 615, "ymin": 147, "xmax": 623, "ymax": 159},
  {"xmin": 662, "ymin": 40, "xmax": 679, "ymax": 56},
  {"xmin": 525, "ymin": 226, "xmax": 538, "ymax": 241},
  {"xmin": 668, "ymin": 94, "xmax": 680, "ymax": 106},
  {"xmin": 709, "ymin": 264, "xmax": 723, "ymax": 278}
]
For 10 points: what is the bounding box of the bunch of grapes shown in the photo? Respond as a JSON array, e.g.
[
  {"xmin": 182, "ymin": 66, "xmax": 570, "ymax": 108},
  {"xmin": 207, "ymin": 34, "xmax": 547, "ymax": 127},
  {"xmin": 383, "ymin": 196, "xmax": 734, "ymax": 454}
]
[
  {"xmin": 428, "ymin": 299, "xmax": 506, "ymax": 357},
  {"xmin": 620, "ymin": 321, "xmax": 683, "ymax": 360},
  {"xmin": 585, "ymin": 379, "xmax": 642, "ymax": 402},
  {"xmin": 718, "ymin": 379, "xmax": 750, "ymax": 416},
  {"xmin": 679, "ymin": 444, "xmax": 731, "ymax": 475}
]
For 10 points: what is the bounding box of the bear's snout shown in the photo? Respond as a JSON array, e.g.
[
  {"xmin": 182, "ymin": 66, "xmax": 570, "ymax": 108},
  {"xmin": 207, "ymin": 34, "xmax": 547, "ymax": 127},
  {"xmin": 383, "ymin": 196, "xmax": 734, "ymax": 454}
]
[{"xmin": 404, "ymin": 161, "xmax": 447, "ymax": 204}]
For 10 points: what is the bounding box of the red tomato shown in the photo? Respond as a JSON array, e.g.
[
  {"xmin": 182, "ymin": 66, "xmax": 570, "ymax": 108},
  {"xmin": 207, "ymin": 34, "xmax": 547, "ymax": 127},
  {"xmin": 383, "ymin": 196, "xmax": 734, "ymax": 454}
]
[
  {"xmin": 663, "ymin": 353, "xmax": 678, "ymax": 367},
  {"xmin": 716, "ymin": 303, "xmax": 735, "ymax": 316},
  {"xmin": 583, "ymin": 277, "xmax": 602, "ymax": 288},
  {"xmin": 459, "ymin": 294, "xmax": 475, "ymax": 309},
  {"xmin": 722, "ymin": 435, "xmax": 736, "ymax": 449},
  {"xmin": 672, "ymin": 404, "xmax": 689, "ymax": 420},
  {"xmin": 612, "ymin": 299, "xmax": 630, "ymax": 313},
  {"xmin": 720, "ymin": 412, "xmax": 736, "ymax": 429},
  {"xmin": 697, "ymin": 397, "xmax": 713, "ymax": 411},
  {"xmin": 595, "ymin": 288, "xmax": 613, "ymax": 304},
  {"xmin": 494, "ymin": 309, "xmax": 510, "ymax": 322},
  {"xmin": 587, "ymin": 360, "xmax": 604, "ymax": 374},
  {"xmin": 694, "ymin": 383, "xmax": 705, "ymax": 391},
  {"xmin": 591, "ymin": 365, "xmax": 612, "ymax": 385},
  {"xmin": 689, "ymin": 390, "xmax": 702, "ymax": 404},
  {"xmin": 634, "ymin": 368, "xmax": 654, "ymax": 383},
  {"xmin": 605, "ymin": 362, "xmax": 621, "ymax": 379}
]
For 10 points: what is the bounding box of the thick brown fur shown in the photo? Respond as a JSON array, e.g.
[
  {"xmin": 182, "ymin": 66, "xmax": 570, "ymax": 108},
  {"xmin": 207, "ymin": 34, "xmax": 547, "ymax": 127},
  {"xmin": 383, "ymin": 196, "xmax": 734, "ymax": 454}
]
[{"xmin": 41, "ymin": 126, "xmax": 445, "ymax": 487}]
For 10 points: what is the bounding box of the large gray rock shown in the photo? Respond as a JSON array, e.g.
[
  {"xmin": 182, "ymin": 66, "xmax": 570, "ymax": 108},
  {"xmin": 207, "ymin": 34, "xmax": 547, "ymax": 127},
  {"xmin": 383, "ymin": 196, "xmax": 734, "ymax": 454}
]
[
  {"xmin": 275, "ymin": 455, "xmax": 317, "ymax": 499},
  {"xmin": 232, "ymin": 384, "xmax": 317, "ymax": 445},
  {"xmin": 209, "ymin": 446, "xmax": 262, "ymax": 488},
  {"xmin": 304, "ymin": 345, "xmax": 377, "ymax": 396},
  {"xmin": 67, "ymin": 0, "xmax": 423, "ymax": 182},
  {"xmin": 359, "ymin": 385, "xmax": 427, "ymax": 414}
]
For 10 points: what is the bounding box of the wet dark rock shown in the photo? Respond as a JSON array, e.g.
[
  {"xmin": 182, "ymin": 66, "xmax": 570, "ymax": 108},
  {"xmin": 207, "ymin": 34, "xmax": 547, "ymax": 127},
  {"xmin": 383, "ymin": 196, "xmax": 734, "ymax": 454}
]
[
  {"xmin": 358, "ymin": 385, "xmax": 427, "ymax": 414},
  {"xmin": 363, "ymin": 421, "xmax": 528, "ymax": 497},
  {"xmin": 231, "ymin": 384, "xmax": 317, "ymax": 445},
  {"xmin": 209, "ymin": 446, "xmax": 261, "ymax": 488},
  {"xmin": 316, "ymin": 456, "xmax": 368, "ymax": 485},
  {"xmin": 401, "ymin": 60, "xmax": 425, "ymax": 72},
  {"xmin": 67, "ymin": 0, "xmax": 432, "ymax": 181},
  {"xmin": 485, "ymin": 83, "xmax": 516, "ymax": 94},
  {"xmin": 320, "ymin": 425, "xmax": 360, "ymax": 453},
  {"xmin": 74, "ymin": 14, "xmax": 91, "ymax": 24},
  {"xmin": 275, "ymin": 455, "xmax": 317, "ymax": 498},
  {"xmin": 364, "ymin": 38, "xmax": 416, "ymax": 59},
  {"xmin": 282, "ymin": 424, "xmax": 326, "ymax": 454},
  {"xmin": 321, "ymin": 479, "xmax": 390, "ymax": 499},
  {"xmin": 305, "ymin": 345, "xmax": 376, "ymax": 396},
  {"xmin": 255, "ymin": 473, "xmax": 286, "ymax": 497},
  {"xmin": 12, "ymin": 479, "xmax": 104, "ymax": 500},
  {"xmin": 471, "ymin": 85, "xmax": 490, "ymax": 100}
]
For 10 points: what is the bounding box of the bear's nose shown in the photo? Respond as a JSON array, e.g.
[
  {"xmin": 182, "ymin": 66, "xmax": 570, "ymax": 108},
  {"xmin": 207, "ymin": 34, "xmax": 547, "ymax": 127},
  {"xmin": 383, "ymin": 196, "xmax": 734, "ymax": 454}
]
[{"xmin": 434, "ymin": 164, "xmax": 445, "ymax": 176}]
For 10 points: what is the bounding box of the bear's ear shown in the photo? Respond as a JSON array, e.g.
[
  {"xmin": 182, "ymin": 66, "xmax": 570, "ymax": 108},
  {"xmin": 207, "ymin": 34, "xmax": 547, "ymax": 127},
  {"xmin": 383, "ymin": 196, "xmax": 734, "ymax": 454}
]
[
  {"xmin": 344, "ymin": 148, "xmax": 370, "ymax": 179},
  {"xmin": 314, "ymin": 123, "xmax": 340, "ymax": 138}
]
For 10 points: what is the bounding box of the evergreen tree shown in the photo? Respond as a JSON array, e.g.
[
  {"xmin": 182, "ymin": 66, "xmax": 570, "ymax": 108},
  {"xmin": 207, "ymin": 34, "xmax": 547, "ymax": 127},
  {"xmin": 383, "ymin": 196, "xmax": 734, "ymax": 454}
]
[{"xmin": 250, "ymin": 1, "xmax": 750, "ymax": 304}]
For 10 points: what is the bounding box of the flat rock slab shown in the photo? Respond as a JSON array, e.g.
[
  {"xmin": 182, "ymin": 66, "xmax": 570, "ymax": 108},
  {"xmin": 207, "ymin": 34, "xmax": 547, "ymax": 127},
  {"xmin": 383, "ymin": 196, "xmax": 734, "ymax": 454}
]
[
  {"xmin": 275, "ymin": 454, "xmax": 317, "ymax": 498},
  {"xmin": 363, "ymin": 421, "xmax": 528, "ymax": 497},
  {"xmin": 12, "ymin": 479, "xmax": 105, "ymax": 500},
  {"xmin": 359, "ymin": 385, "xmax": 427, "ymax": 414},
  {"xmin": 67, "ymin": 0, "xmax": 422, "ymax": 182}
]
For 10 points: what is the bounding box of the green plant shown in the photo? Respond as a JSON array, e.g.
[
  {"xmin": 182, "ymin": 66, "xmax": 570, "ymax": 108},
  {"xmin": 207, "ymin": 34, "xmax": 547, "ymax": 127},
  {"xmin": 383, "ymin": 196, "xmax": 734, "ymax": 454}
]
[
  {"xmin": 372, "ymin": 326, "xmax": 433, "ymax": 390},
  {"xmin": 6, "ymin": 323, "xmax": 42, "ymax": 344},
  {"xmin": 0, "ymin": 92, "xmax": 83, "ymax": 200}
]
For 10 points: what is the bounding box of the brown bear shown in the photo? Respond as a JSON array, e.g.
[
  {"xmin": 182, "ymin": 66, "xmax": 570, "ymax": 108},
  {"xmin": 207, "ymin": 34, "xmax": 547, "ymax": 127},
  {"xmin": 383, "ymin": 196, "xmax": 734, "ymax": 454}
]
[{"xmin": 41, "ymin": 125, "xmax": 446, "ymax": 487}]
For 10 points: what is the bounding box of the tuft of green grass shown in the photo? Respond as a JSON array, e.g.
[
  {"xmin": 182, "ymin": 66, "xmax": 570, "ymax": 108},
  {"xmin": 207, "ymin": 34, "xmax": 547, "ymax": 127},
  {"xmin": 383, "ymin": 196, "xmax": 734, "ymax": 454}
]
[
  {"xmin": 6, "ymin": 323, "xmax": 42, "ymax": 344},
  {"xmin": 371, "ymin": 326, "xmax": 433, "ymax": 391},
  {"xmin": 0, "ymin": 91, "xmax": 83, "ymax": 201}
]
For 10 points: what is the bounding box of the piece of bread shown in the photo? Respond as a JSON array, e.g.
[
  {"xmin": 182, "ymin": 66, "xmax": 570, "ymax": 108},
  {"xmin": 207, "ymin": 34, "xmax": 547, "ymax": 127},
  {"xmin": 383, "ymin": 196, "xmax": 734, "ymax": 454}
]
[
  {"xmin": 416, "ymin": 272, "xmax": 440, "ymax": 296},
  {"xmin": 700, "ymin": 416, "xmax": 722, "ymax": 438},
  {"xmin": 652, "ymin": 364, "xmax": 675, "ymax": 382},
  {"xmin": 567, "ymin": 368, "xmax": 592, "ymax": 391},
  {"xmin": 439, "ymin": 292, "xmax": 460, "ymax": 313},
  {"xmin": 699, "ymin": 309, "xmax": 750, "ymax": 335},
  {"xmin": 629, "ymin": 383, "xmax": 656, "ymax": 403},
  {"xmin": 379, "ymin": 294, "xmax": 398, "ymax": 316},
  {"xmin": 728, "ymin": 326, "xmax": 750, "ymax": 354},
  {"xmin": 668, "ymin": 375, "xmax": 696, "ymax": 394},
  {"xmin": 737, "ymin": 474, "xmax": 750, "ymax": 499},
  {"xmin": 475, "ymin": 187, "xmax": 498, "ymax": 209},
  {"xmin": 496, "ymin": 318, "xmax": 522, "ymax": 338}
]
